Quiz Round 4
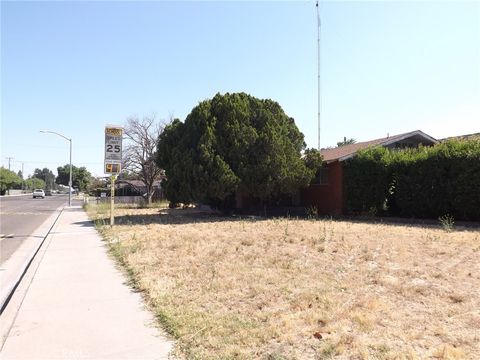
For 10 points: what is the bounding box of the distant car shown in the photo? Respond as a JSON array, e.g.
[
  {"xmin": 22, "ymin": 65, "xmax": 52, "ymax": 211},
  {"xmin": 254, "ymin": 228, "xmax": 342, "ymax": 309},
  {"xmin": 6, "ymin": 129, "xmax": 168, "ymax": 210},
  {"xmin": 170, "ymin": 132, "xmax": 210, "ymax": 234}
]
[
  {"xmin": 45, "ymin": 190, "xmax": 52, "ymax": 196},
  {"xmin": 33, "ymin": 189, "xmax": 45, "ymax": 199}
]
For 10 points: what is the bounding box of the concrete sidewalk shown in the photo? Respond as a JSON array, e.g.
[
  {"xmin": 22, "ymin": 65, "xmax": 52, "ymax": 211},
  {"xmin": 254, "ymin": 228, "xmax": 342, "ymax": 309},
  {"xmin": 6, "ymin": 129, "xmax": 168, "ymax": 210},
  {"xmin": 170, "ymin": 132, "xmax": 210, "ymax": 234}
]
[{"xmin": 0, "ymin": 206, "xmax": 173, "ymax": 359}]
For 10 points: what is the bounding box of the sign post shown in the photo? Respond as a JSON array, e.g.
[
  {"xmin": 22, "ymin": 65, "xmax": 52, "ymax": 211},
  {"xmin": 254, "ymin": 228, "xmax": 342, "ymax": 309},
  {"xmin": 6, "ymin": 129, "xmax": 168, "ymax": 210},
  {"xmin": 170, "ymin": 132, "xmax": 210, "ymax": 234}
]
[
  {"xmin": 110, "ymin": 175, "xmax": 116, "ymax": 226},
  {"xmin": 104, "ymin": 126, "xmax": 123, "ymax": 227}
]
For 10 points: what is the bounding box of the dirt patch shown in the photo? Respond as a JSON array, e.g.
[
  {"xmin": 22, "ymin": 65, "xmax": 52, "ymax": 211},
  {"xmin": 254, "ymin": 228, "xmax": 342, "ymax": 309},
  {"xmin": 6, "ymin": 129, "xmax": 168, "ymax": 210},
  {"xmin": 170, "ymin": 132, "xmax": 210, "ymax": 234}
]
[{"xmin": 88, "ymin": 204, "xmax": 480, "ymax": 359}]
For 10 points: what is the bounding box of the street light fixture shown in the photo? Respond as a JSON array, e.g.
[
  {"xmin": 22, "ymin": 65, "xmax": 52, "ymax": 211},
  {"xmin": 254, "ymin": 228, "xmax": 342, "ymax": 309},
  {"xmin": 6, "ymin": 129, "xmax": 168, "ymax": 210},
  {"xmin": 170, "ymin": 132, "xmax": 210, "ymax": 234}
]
[{"xmin": 40, "ymin": 130, "xmax": 73, "ymax": 206}]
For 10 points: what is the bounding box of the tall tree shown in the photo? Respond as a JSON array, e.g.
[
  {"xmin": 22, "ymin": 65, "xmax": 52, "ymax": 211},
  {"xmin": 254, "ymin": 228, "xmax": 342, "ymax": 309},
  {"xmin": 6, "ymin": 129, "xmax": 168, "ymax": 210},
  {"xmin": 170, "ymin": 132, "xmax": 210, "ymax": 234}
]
[
  {"xmin": 56, "ymin": 165, "xmax": 91, "ymax": 191},
  {"xmin": 123, "ymin": 115, "xmax": 164, "ymax": 204},
  {"xmin": 157, "ymin": 92, "xmax": 318, "ymax": 211},
  {"xmin": 33, "ymin": 168, "xmax": 56, "ymax": 189}
]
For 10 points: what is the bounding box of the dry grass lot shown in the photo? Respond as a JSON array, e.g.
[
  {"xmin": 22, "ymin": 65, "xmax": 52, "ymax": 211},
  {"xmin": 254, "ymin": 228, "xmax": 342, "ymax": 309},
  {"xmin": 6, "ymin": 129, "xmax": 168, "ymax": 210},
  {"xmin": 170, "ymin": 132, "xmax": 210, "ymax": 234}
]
[{"xmin": 87, "ymin": 203, "xmax": 480, "ymax": 359}]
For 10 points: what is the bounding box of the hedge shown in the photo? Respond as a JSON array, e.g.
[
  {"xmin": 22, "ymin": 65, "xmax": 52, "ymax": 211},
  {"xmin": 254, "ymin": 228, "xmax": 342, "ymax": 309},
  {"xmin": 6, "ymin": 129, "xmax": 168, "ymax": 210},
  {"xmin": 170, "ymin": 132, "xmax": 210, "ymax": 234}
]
[
  {"xmin": 343, "ymin": 139, "xmax": 480, "ymax": 221},
  {"xmin": 342, "ymin": 146, "xmax": 391, "ymax": 215}
]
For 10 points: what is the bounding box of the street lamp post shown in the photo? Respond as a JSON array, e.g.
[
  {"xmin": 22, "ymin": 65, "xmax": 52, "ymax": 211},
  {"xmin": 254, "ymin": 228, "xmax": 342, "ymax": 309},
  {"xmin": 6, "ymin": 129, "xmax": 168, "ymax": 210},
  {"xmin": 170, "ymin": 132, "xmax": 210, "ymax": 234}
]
[{"xmin": 40, "ymin": 130, "xmax": 73, "ymax": 206}]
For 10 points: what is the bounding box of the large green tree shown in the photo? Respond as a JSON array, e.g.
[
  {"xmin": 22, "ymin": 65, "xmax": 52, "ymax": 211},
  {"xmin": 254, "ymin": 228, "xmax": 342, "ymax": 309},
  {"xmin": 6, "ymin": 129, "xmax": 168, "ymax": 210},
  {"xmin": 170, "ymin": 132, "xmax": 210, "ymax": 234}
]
[
  {"xmin": 56, "ymin": 165, "xmax": 91, "ymax": 191},
  {"xmin": 33, "ymin": 168, "xmax": 56, "ymax": 190},
  {"xmin": 0, "ymin": 167, "xmax": 22, "ymax": 194},
  {"xmin": 25, "ymin": 177, "xmax": 46, "ymax": 191},
  {"xmin": 157, "ymin": 92, "xmax": 318, "ymax": 210}
]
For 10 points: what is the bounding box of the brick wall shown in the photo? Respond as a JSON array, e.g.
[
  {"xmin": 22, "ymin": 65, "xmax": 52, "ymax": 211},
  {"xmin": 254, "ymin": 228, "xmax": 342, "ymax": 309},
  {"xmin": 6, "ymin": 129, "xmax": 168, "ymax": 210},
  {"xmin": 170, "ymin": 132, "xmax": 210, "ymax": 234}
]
[{"xmin": 300, "ymin": 161, "xmax": 344, "ymax": 215}]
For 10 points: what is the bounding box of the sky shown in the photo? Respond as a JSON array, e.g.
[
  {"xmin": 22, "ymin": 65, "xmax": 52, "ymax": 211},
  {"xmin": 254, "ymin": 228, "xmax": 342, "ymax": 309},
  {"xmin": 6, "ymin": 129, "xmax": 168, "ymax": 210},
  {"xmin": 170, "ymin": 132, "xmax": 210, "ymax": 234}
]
[{"xmin": 1, "ymin": 0, "xmax": 479, "ymax": 178}]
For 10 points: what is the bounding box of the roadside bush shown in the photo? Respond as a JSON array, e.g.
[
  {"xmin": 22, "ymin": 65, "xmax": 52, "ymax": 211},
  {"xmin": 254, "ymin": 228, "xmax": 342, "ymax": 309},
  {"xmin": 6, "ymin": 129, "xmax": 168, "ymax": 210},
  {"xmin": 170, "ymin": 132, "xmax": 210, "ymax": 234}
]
[
  {"xmin": 343, "ymin": 139, "xmax": 480, "ymax": 221},
  {"xmin": 393, "ymin": 140, "xmax": 480, "ymax": 220},
  {"xmin": 444, "ymin": 140, "xmax": 480, "ymax": 220},
  {"xmin": 343, "ymin": 147, "xmax": 391, "ymax": 214},
  {"xmin": 392, "ymin": 146, "xmax": 447, "ymax": 218}
]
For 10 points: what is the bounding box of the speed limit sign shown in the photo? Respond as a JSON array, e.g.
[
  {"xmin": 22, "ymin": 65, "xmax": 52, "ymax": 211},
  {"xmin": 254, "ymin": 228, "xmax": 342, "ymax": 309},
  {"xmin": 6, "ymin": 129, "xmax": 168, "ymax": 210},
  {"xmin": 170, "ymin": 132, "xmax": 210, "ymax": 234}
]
[{"xmin": 105, "ymin": 126, "xmax": 123, "ymax": 174}]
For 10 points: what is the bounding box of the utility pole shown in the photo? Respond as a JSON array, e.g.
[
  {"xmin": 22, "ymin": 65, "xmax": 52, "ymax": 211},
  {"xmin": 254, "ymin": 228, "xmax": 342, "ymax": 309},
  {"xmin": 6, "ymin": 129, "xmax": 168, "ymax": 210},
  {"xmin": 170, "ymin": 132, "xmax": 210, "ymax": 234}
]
[
  {"xmin": 4, "ymin": 157, "xmax": 14, "ymax": 195},
  {"xmin": 5, "ymin": 157, "xmax": 14, "ymax": 171},
  {"xmin": 316, "ymin": 0, "xmax": 321, "ymax": 151},
  {"xmin": 22, "ymin": 162, "xmax": 25, "ymax": 191},
  {"xmin": 40, "ymin": 130, "xmax": 73, "ymax": 206}
]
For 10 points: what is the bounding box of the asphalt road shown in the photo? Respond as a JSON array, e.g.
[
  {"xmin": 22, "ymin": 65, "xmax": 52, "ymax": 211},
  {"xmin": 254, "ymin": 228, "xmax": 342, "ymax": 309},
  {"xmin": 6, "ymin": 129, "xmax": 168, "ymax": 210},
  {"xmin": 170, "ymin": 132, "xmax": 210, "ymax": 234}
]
[{"xmin": 0, "ymin": 194, "xmax": 69, "ymax": 264}]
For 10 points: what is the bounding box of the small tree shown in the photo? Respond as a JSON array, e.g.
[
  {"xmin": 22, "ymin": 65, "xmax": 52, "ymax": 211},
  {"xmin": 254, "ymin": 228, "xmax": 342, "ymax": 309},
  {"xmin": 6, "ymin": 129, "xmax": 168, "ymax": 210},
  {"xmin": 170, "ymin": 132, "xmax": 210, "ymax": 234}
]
[
  {"xmin": 303, "ymin": 148, "xmax": 324, "ymax": 183},
  {"xmin": 86, "ymin": 176, "xmax": 108, "ymax": 195},
  {"xmin": 0, "ymin": 167, "xmax": 22, "ymax": 195},
  {"xmin": 123, "ymin": 115, "xmax": 164, "ymax": 204},
  {"xmin": 25, "ymin": 177, "xmax": 46, "ymax": 191},
  {"xmin": 337, "ymin": 138, "xmax": 356, "ymax": 147}
]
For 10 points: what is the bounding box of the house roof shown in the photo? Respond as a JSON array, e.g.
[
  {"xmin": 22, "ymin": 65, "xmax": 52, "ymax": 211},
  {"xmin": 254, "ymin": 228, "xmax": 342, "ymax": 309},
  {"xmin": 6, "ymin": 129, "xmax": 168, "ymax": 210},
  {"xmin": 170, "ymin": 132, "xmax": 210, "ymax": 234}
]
[
  {"xmin": 320, "ymin": 130, "xmax": 437, "ymax": 163},
  {"xmin": 440, "ymin": 133, "xmax": 480, "ymax": 142},
  {"xmin": 116, "ymin": 179, "xmax": 162, "ymax": 188}
]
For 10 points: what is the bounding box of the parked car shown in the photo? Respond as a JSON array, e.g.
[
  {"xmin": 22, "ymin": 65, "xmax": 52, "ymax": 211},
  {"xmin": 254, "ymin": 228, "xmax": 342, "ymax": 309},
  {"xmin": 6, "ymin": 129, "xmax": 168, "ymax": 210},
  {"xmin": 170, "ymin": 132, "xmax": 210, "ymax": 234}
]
[
  {"xmin": 33, "ymin": 189, "xmax": 45, "ymax": 199},
  {"xmin": 45, "ymin": 190, "xmax": 52, "ymax": 196}
]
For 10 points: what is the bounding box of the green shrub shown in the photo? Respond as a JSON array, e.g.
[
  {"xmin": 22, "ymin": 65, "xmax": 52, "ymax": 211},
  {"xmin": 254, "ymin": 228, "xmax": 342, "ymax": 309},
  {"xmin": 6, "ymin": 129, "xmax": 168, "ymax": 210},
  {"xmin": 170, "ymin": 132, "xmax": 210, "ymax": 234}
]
[
  {"xmin": 438, "ymin": 214, "xmax": 455, "ymax": 232},
  {"xmin": 343, "ymin": 139, "xmax": 480, "ymax": 221},
  {"xmin": 343, "ymin": 147, "xmax": 391, "ymax": 214}
]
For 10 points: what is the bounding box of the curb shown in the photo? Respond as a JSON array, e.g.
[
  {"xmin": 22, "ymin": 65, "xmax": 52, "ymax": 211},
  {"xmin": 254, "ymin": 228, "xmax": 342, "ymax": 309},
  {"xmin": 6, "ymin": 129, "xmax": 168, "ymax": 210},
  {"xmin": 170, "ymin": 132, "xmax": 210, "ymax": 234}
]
[
  {"xmin": 0, "ymin": 194, "xmax": 31, "ymax": 198},
  {"xmin": 0, "ymin": 205, "xmax": 65, "ymax": 315}
]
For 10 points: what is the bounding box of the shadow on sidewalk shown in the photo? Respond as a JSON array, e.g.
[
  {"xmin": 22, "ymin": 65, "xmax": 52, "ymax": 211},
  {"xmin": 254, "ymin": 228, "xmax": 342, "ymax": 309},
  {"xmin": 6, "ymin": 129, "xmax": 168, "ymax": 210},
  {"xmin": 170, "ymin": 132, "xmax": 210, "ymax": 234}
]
[{"xmin": 72, "ymin": 220, "xmax": 96, "ymax": 227}]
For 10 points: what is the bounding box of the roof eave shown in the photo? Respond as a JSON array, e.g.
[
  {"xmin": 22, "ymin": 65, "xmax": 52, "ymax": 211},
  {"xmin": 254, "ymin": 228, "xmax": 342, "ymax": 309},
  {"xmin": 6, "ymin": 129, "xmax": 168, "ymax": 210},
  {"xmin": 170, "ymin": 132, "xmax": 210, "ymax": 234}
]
[
  {"xmin": 382, "ymin": 130, "xmax": 438, "ymax": 147},
  {"xmin": 333, "ymin": 130, "xmax": 438, "ymax": 162}
]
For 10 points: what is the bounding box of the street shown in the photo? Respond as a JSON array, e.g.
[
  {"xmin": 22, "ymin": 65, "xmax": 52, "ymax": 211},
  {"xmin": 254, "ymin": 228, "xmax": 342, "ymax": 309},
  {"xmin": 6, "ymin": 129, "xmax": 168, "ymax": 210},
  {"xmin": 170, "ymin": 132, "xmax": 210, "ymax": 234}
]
[{"xmin": 0, "ymin": 194, "xmax": 68, "ymax": 264}]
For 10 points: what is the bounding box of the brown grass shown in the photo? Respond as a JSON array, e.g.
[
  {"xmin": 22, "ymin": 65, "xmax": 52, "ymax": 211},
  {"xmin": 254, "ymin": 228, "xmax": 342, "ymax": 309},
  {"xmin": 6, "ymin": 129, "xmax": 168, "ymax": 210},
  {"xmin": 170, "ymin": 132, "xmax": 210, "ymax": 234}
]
[{"xmin": 87, "ymin": 204, "xmax": 480, "ymax": 359}]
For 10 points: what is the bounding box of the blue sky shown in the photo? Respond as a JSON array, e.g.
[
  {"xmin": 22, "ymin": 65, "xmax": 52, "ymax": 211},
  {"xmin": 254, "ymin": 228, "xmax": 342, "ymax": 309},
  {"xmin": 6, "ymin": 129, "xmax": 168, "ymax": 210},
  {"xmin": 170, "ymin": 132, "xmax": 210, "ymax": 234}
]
[{"xmin": 1, "ymin": 0, "xmax": 479, "ymax": 178}]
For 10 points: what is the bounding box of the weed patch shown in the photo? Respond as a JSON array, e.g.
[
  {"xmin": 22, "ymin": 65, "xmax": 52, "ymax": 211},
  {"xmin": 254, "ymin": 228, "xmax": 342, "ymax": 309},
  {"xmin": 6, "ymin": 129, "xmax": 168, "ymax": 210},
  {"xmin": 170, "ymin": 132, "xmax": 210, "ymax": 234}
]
[{"xmin": 85, "ymin": 203, "xmax": 480, "ymax": 359}]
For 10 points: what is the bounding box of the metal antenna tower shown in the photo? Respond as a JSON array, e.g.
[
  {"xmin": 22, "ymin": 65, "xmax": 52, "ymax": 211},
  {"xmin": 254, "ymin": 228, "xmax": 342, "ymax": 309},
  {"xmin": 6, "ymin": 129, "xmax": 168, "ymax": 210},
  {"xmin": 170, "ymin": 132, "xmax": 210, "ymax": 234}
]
[{"xmin": 316, "ymin": 0, "xmax": 321, "ymax": 151}]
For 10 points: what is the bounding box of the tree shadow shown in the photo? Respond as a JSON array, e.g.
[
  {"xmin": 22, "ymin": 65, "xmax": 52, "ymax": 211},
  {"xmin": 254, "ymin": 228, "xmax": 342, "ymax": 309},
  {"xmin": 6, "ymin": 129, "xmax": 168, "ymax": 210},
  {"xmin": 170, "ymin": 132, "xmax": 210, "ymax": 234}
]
[
  {"xmin": 106, "ymin": 208, "xmax": 247, "ymax": 226},
  {"xmin": 108, "ymin": 205, "xmax": 328, "ymax": 226},
  {"xmin": 89, "ymin": 206, "xmax": 480, "ymax": 232}
]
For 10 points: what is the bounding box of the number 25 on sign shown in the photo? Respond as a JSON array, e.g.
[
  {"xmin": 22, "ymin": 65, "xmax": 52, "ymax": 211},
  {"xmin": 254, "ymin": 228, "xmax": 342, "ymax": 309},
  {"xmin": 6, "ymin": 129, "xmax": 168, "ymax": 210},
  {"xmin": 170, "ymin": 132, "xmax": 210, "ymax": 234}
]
[{"xmin": 104, "ymin": 126, "xmax": 123, "ymax": 175}]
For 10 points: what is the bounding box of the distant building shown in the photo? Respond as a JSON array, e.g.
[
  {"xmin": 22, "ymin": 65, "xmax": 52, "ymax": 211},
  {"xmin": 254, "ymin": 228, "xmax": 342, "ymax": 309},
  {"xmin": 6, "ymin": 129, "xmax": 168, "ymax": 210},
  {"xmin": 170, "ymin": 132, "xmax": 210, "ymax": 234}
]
[{"xmin": 115, "ymin": 179, "xmax": 164, "ymax": 201}]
